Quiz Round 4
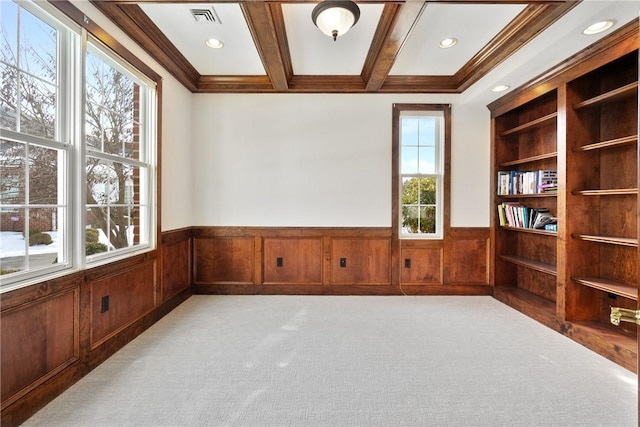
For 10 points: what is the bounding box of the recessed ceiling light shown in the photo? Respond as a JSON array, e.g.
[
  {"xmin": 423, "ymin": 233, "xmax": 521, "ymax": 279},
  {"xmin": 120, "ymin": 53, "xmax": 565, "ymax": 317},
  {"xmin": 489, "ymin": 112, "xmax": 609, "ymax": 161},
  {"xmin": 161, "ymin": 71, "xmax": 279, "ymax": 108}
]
[
  {"xmin": 582, "ymin": 20, "xmax": 615, "ymax": 35},
  {"xmin": 205, "ymin": 38, "xmax": 224, "ymax": 49},
  {"xmin": 439, "ymin": 38, "xmax": 458, "ymax": 49},
  {"xmin": 491, "ymin": 85, "xmax": 510, "ymax": 93}
]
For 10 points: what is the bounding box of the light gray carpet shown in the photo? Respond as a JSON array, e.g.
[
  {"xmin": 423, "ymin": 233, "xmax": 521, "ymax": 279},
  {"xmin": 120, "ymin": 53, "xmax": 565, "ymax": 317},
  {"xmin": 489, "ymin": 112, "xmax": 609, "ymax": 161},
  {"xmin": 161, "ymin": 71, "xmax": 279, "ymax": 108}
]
[{"xmin": 23, "ymin": 295, "xmax": 637, "ymax": 426}]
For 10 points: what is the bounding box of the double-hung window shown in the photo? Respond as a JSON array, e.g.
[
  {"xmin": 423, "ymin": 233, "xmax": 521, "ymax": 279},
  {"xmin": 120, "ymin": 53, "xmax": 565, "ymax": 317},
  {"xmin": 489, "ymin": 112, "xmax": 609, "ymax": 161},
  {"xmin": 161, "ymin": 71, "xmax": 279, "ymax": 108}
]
[
  {"xmin": 0, "ymin": 0, "xmax": 157, "ymax": 290},
  {"xmin": 393, "ymin": 104, "xmax": 449, "ymax": 239}
]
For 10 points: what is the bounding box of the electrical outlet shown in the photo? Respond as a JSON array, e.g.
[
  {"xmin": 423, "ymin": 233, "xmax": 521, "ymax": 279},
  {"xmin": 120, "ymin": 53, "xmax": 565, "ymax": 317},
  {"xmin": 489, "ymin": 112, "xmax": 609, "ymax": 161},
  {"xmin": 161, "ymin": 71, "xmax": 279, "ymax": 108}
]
[
  {"xmin": 276, "ymin": 257, "xmax": 283, "ymax": 267},
  {"xmin": 340, "ymin": 258, "xmax": 347, "ymax": 268},
  {"xmin": 404, "ymin": 258, "xmax": 411, "ymax": 268},
  {"xmin": 101, "ymin": 295, "xmax": 110, "ymax": 313}
]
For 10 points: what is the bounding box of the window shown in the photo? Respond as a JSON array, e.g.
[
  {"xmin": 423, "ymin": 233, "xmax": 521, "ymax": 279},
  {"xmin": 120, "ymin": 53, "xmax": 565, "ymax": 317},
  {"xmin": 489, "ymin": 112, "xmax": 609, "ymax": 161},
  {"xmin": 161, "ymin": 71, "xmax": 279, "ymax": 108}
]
[
  {"xmin": 0, "ymin": 0, "xmax": 157, "ymax": 290},
  {"xmin": 393, "ymin": 104, "xmax": 450, "ymax": 239},
  {"xmin": 84, "ymin": 42, "xmax": 155, "ymax": 260}
]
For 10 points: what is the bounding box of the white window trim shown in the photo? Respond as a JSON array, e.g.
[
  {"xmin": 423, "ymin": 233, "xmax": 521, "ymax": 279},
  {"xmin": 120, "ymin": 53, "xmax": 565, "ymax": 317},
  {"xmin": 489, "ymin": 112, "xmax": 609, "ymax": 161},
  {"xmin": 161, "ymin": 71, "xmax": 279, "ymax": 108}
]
[{"xmin": 398, "ymin": 110, "xmax": 445, "ymax": 239}]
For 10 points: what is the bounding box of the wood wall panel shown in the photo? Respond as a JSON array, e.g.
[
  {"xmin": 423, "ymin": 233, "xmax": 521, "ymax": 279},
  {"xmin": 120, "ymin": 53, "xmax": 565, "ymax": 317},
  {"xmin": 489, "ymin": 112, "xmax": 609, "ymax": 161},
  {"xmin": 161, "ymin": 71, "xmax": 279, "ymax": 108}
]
[
  {"xmin": 445, "ymin": 228, "xmax": 491, "ymax": 286},
  {"xmin": 330, "ymin": 238, "xmax": 391, "ymax": 285},
  {"xmin": 162, "ymin": 229, "xmax": 192, "ymax": 301},
  {"xmin": 194, "ymin": 237, "xmax": 254, "ymax": 284},
  {"xmin": 400, "ymin": 247, "xmax": 442, "ymax": 284},
  {"xmin": 1, "ymin": 287, "xmax": 79, "ymax": 407},
  {"xmin": 449, "ymin": 238, "xmax": 489, "ymax": 284},
  {"xmin": 191, "ymin": 227, "xmax": 490, "ymax": 294},
  {"xmin": 263, "ymin": 238, "xmax": 322, "ymax": 285},
  {"xmin": 90, "ymin": 260, "xmax": 156, "ymax": 348}
]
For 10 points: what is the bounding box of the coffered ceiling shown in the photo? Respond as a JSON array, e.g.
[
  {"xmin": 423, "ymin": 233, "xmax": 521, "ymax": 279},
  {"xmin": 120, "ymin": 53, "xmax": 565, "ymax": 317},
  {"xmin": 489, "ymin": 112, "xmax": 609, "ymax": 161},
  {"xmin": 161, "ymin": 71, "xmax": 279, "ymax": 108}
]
[{"xmin": 88, "ymin": 0, "xmax": 639, "ymax": 101}]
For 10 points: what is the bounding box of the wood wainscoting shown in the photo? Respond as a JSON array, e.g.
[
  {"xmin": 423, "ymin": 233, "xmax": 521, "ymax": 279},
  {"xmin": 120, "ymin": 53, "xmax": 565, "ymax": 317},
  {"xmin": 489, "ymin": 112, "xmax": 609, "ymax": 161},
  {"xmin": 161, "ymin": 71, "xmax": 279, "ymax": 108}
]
[
  {"xmin": 193, "ymin": 226, "xmax": 490, "ymax": 295},
  {"xmin": 0, "ymin": 228, "xmax": 192, "ymax": 426}
]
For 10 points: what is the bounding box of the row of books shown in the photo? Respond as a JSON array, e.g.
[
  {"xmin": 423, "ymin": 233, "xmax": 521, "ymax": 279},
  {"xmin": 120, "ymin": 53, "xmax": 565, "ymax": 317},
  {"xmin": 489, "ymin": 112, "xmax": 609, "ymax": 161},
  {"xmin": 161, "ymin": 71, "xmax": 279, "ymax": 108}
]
[
  {"xmin": 497, "ymin": 203, "xmax": 557, "ymax": 230},
  {"xmin": 497, "ymin": 170, "xmax": 557, "ymax": 195}
]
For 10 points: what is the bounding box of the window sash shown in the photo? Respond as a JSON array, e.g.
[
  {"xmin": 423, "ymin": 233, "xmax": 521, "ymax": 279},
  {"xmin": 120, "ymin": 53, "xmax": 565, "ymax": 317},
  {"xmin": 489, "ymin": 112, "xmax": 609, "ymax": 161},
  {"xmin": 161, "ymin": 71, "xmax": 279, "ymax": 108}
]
[{"xmin": 400, "ymin": 174, "xmax": 442, "ymax": 237}]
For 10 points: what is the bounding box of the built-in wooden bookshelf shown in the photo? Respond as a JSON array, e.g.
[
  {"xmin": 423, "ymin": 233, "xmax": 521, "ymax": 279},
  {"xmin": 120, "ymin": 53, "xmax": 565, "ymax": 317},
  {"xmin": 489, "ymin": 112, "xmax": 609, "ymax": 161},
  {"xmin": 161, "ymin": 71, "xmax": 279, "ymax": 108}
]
[
  {"xmin": 492, "ymin": 88, "xmax": 559, "ymax": 314},
  {"xmin": 564, "ymin": 47, "xmax": 638, "ymax": 356},
  {"xmin": 489, "ymin": 22, "xmax": 638, "ymax": 372}
]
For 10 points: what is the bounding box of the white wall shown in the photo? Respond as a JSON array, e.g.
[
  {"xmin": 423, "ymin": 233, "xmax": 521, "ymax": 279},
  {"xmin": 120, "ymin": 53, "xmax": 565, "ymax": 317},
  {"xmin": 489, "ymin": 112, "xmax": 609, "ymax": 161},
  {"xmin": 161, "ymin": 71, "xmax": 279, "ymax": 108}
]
[
  {"xmin": 191, "ymin": 94, "xmax": 491, "ymax": 228},
  {"xmin": 76, "ymin": 2, "xmax": 491, "ymax": 230},
  {"xmin": 72, "ymin": 1, "xmax": 194, "ymax": 231},
  {"xmin": 159, "ymin": 79, "xmax": 193, "ymax": 230},
  {"xmin": 450, "ymin": 102, "xmax": 491, "ymax": 226}
]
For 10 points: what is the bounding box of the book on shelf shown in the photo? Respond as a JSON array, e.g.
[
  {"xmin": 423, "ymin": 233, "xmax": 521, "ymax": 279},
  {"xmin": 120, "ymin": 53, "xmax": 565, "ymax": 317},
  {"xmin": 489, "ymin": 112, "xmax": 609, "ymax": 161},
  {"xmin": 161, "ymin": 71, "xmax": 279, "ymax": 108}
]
[
  {"xmin": 497, "ymin": 169, "xmax": 557, "ymax": 195},
  {"xmin": 497, "ymin": 171, "xmax": 510, "ymax": 196},
  {"xmin": 497, "ymin": 203, "xmax": 557, "ymax": 230},
  {"xmin": 533, "ymin": 211, "xmax": 556, "ymax": 229}
]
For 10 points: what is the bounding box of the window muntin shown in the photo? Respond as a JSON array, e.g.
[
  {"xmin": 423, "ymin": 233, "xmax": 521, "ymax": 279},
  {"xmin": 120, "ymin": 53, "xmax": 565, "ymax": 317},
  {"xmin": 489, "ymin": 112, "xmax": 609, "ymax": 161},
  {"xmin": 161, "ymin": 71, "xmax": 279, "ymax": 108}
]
[
  {"xmin": 0, "ymin": 0, "xmax": 157, "ymax": 289},
  {"xmin": 398, "ymin": 110, "xmax": 444, "ymax": 238}
]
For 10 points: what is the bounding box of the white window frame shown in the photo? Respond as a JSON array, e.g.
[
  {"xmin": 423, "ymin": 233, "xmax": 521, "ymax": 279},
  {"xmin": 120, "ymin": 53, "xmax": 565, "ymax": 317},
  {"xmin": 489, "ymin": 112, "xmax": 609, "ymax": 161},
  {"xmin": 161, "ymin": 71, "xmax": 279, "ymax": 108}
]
[
  {"xmin": 398, "ymin": 110, "xmax": 445, "ymax": 239},
  {"xmin": 0, "ymin": 0, "xmax": 157, "ymax": 291}
]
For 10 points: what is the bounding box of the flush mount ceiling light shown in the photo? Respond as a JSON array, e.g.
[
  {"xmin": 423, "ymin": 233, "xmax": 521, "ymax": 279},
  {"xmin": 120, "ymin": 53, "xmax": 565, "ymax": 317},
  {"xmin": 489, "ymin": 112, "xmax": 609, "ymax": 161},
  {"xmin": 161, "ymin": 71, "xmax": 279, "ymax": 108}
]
[
  {"xmin": 312, "ymin": 1, "xmax": 360, "ymax": 41},
  {"xmin": 491, "ymin": 85, "xmax": 510, "ymax": 93},
  {"xmin": 438, "ymin": 38, "xmax": 458, "ymax": 49},
  {"xmin": 205, "ymin": 38, "xmax": 224, "ymax": 49},
  {"xmin": 582, "ymin": 20, "xmax": 615, "ymax": 35}
]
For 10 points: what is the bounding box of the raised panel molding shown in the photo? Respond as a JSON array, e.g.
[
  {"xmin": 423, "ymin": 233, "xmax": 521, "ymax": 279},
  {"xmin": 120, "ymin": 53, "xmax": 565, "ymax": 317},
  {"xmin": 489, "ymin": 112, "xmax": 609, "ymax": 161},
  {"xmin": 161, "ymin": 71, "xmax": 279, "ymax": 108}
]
[
  {"xmin": 161, "ymin": 228, "xmax": 192, "ymax": 301},
  {"xmin": 194, "ymin": 236, "xmax": 255, "ymax": 284},
  {"xmin": 400, "ymin": 247, "xmax": 443, "ymax": 284},
  {"xmin": 448, "ymin": 239, "xmax": 489, "ymax": 284},
  {"xmin": 444, "ymin": 228, "xmax": 490, "ymax": 286},
  {"xmin": 1, "ymin": 283, "xmax": 80, "ymax": 408},
  {"xmin": 263, "ymin": 237, "xmax": 323, "ymax": 285},
  {"xmin": 90, "ymin": 260, "xmax": 156, "ymax": 348},
  {"xmin": 331, "ymin": 238, "xmax": 391, "ymax": 285}
]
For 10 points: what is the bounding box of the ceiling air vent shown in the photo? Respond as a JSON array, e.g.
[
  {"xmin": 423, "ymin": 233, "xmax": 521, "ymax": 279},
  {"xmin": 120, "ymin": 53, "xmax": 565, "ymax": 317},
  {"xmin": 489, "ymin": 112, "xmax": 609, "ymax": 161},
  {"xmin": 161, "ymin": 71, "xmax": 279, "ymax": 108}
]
[{"xmin": 189, "ymin": 7, "xmax": 221, "ymax": 24}]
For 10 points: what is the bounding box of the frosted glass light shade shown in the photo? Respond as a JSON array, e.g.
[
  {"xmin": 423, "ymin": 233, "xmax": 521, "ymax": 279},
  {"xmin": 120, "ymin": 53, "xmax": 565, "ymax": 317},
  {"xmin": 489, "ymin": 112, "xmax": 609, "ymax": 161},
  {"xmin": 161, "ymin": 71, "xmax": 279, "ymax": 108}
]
[{"xmin": 312, "ymin": 1, "xmax": 360, "ymax": 41}]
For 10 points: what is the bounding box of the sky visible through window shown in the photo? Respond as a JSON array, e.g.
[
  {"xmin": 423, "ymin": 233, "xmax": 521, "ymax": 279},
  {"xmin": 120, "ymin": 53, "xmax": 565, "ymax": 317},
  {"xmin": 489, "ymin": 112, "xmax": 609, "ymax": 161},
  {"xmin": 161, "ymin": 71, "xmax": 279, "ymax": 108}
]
[{"xmin": 401, "ymin": 116, "xmax": 437, "ymax": 175}]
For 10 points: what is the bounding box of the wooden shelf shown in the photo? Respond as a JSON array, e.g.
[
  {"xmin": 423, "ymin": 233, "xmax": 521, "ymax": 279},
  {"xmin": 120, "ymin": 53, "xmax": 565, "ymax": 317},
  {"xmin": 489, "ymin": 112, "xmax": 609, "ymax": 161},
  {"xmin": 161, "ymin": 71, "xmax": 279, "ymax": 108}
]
[
  {"xmin": 568, "ymin": 320, "xmax": 637, "ymax": 362},
  {"xmin": 499, "ymin": 152, "xmax": 558, "ymax": 167},
  {"xmin": 573, "ymin": 82, "xmax": 638, "ymax": 110},
  {"xmin": 500, "ymin": 112, "xmax": 557, "ymax": 137},
  {"xmin": 576, "ymin": 135, "xmax": 638, "ymax": 152},
  {"xmin": 572, "ymin": 277, "xmax": 638, "ymax": 300},
  {"xmin": 571, "ymin": 234, "xmax": 638, "ymax": 247},
  {"xmin": 492, "ymin": 286, "xmax": 556, "ymax": 318},
  {"xmin": 499, "ymin": 255, "xmax": 557, "ymax": 276},
  {"xmin": 573, "ymin": 188, "xmax": 638, "ymax": 196},
  {"xmin": 500, "ymin": 226, "xmax": 556, "ymax": 236}
]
